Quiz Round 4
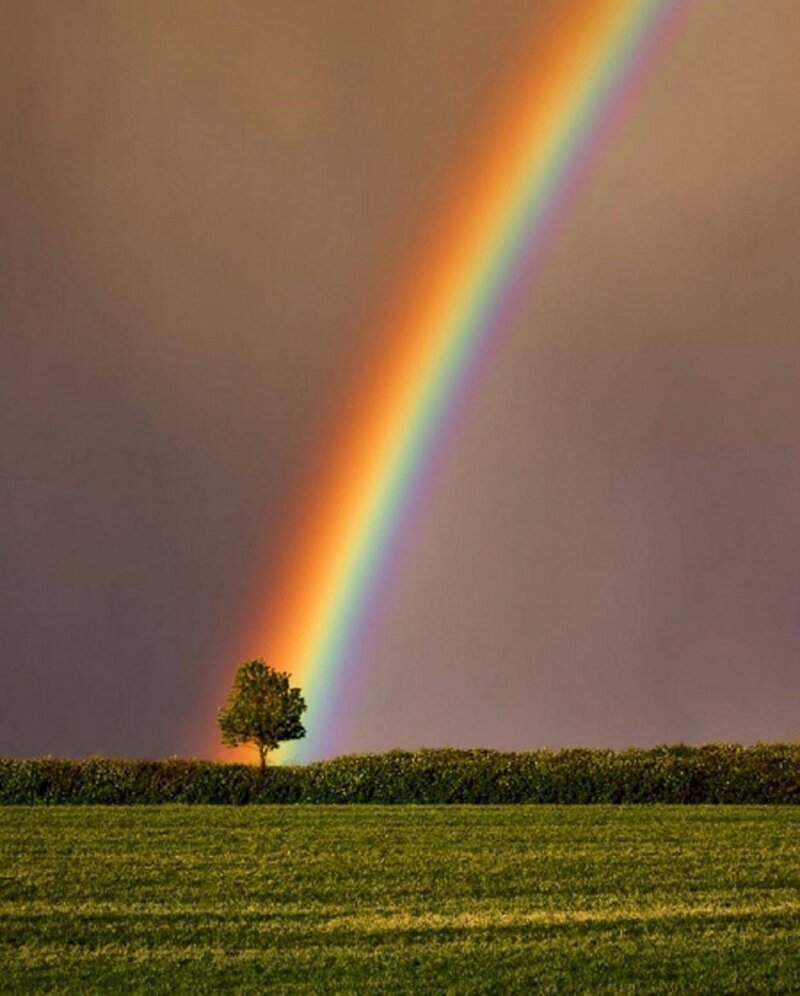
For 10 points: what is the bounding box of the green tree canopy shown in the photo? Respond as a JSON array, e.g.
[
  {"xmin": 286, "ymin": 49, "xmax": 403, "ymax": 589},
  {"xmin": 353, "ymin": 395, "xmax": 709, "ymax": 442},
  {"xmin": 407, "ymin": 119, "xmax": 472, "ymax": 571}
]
[{"xmin": 217, "ymin": 659, "xmax": 306, "ymax": 769}]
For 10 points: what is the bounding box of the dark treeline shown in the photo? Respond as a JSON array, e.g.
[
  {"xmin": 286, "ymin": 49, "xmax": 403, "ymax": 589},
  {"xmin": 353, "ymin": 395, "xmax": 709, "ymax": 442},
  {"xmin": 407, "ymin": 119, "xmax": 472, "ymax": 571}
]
[{"xmin": 1, "ymin": 745, "xmax": 798, "ymax": 804}]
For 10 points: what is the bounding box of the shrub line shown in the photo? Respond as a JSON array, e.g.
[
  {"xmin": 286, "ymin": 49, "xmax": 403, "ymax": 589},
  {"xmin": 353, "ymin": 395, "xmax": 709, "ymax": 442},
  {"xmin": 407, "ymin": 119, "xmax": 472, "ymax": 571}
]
[{"xmin": 1, "ymin": 744, "xmax": 798, "ymax": 804}]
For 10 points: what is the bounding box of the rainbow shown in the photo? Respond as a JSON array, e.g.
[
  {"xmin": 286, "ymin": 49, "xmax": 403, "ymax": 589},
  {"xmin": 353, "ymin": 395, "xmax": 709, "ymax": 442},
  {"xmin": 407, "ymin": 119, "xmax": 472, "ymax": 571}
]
[{"xmin": 218, "ymin": 0, "xmax": 689, "ymax": 762}]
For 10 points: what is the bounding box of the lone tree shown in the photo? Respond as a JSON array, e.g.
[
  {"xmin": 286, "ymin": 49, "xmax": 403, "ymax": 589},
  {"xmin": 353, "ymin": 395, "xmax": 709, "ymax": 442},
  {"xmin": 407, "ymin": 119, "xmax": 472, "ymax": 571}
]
[{"xmin": 217, "ymin": 659, "xmax": 306, "ymax": 769}]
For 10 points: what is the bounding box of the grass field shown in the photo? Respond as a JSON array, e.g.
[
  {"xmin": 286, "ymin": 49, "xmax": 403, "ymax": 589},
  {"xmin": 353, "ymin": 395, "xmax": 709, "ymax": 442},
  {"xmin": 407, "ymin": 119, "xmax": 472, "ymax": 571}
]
[{"xmin": 1, "ymin": 806, "xmax": 798, "ymax": 993}]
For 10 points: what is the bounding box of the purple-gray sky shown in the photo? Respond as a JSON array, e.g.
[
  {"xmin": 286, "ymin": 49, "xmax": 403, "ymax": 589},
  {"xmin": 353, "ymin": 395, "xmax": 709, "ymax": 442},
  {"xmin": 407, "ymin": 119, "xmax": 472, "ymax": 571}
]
[{"xmin": 3, "ymin": 0, "xmax": 800, "ymax": 758}]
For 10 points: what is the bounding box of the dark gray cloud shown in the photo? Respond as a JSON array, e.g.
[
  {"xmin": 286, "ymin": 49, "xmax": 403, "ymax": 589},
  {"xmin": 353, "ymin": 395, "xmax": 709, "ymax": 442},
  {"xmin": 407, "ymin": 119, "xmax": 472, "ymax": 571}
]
[{"xmin": 3, "ymin": 0, "xmax": 799, "ymax": 757}]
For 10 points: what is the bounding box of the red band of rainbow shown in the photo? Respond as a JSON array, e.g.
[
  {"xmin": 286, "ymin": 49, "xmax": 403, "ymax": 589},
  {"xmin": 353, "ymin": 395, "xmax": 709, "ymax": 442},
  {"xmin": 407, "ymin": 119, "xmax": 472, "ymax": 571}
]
[{"xmin": 215, "ymin": 0, "xmax": 690, "ymax": 763}]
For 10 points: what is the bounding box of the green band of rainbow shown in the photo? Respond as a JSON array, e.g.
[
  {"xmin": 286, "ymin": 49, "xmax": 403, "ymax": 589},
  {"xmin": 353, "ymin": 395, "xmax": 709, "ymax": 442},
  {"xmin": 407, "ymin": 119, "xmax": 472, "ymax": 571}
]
[{"xmin": 226, "ymin": 0, "xmax": 689, "ymax": 763}]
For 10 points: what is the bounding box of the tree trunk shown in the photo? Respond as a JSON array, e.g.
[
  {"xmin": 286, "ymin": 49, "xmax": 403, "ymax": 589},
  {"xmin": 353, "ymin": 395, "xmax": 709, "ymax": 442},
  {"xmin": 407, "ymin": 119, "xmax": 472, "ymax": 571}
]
[{"xmin": 258, "ymin": 743, "xmax": 267, "ymax": 773}]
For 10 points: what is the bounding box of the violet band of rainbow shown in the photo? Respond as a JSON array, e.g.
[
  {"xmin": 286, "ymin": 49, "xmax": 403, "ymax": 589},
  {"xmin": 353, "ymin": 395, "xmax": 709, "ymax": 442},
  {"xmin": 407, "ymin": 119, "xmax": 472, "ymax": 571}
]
[{"xmin": 224, "ymin": 0, "xmax": 690, "ymax": 763}]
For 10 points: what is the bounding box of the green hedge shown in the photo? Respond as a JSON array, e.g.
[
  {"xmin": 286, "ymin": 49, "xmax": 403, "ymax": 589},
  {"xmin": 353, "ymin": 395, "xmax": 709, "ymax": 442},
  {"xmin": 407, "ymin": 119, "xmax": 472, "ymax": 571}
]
[{"xmin": 0, "ymin": 745, "xmax": 798, "ymax": 804}]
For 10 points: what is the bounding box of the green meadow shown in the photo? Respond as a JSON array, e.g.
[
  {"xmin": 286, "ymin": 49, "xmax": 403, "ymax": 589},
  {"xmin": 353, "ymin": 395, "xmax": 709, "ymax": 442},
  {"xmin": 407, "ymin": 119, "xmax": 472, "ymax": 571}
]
[{"xmin": 1, "ymin": 806, "xmax": 799, "ymax": 993}]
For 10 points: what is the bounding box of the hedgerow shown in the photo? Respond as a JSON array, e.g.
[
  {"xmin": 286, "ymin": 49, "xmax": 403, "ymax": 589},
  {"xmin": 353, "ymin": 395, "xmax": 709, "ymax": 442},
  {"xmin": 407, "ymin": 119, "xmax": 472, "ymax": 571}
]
[{"xmin": 0, "ymin": 744, "xmax": 797, "ymax": 804}]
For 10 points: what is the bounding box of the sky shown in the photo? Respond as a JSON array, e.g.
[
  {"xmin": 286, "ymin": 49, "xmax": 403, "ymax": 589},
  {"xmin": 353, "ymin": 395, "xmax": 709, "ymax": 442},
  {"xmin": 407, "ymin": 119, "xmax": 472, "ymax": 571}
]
[{"xmin": 3, "ymin": 0, "xmax": 800, "ymax": 759}]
